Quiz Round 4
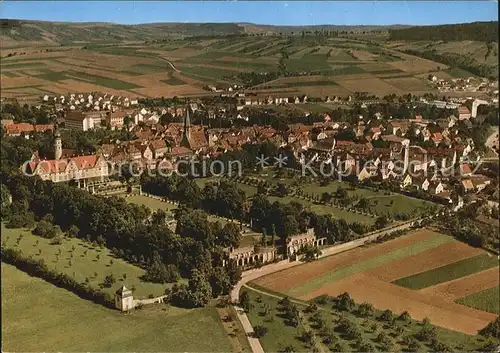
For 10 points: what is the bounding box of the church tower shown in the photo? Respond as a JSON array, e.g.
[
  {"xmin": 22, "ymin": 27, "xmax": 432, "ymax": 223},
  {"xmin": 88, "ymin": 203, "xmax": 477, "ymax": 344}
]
[
  {"xmin": 181, "ymin": 103, "xmax": 192, "ymax": 148},
  {"xmin": 183, "ymin": 103, "xmax": 191, "ymax": 140},
  {"xmin": 54, "ymin": 130, "xmax": 62, "ymax": 160}
]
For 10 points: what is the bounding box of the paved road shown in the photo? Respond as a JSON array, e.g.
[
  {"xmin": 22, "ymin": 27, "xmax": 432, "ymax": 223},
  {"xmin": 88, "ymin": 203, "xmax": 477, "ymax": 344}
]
[
  {"xmin": 230, "ymin": 217, "xmax": 424, "ymax": 353},
  {"xmin": 485, "ymin": 126, "xmax": 499, "ymax": 156}
]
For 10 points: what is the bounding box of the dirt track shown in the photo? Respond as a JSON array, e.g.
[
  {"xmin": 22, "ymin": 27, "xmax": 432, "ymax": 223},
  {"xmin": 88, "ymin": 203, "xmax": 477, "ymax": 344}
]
[
  {"xmin": 419, "ymin": 267, "xmax": 500, "ymax": 301},
  {"xmin": 254, "ymin": 229, "xmax": 436, "ymax": 293},
  {"xmin": 299, "ymin": 273, "xmax": 496, "ymax": 335},
  {"xmin": 368, "ymin": 241, "xmax": 482, "ymax": 282}
]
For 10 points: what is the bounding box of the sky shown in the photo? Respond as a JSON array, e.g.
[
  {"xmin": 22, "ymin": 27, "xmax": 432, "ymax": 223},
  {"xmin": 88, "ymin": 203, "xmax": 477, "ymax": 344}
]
[{"xmin": 0, "ymin": 1, "xmax": 498, "ymax": 26}]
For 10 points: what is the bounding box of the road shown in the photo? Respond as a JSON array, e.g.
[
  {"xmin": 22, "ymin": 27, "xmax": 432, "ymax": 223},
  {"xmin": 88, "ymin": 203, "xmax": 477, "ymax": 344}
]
[
  {"xmin": 485, "ymin": 126, "xmax": 499, "ymax": 156},
  {"xmin": 230, "ymin": 217, "xmax": 425, "ymax": 353},
  {"xmin": 158, "ymin": 57, "xmax": 180, "ymax": 73}
]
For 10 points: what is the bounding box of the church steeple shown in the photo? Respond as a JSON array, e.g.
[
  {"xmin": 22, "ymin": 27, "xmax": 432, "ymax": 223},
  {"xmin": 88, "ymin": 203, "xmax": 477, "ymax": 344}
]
[
  {"xmin": 181, "ymin": 102, "xmax": 192, "ymax": 148},
  {"xmin": 183, "ymin": 102, "xmax": 191, "ymax": 140}
]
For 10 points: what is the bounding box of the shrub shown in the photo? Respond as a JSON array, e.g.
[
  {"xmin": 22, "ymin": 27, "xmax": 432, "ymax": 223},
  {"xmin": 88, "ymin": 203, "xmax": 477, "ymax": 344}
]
[
  {"xmin": 357, "ymin": 302, "xmax": 374, "ymax": 317},
  {"xmin": 479, "ymin": 317, "xmax": 500, "ymax": 338},
  {"xmin": 253, "ymin": 325, "xmax": 268, "ymax": 338},
  {"xmin": 379, "ymin": 309, "xmax": 393, "ymax": 322},
  {"xmin": 102, "ymin": 274, "xmax": 116, "ymax": 288},
  {"xmin": 399, "ymin": 310, "xmax": 412, "ymax": 322},
  {"xmin": 315, "ymin": 294, "xmax": 329, "ymax": 305}
]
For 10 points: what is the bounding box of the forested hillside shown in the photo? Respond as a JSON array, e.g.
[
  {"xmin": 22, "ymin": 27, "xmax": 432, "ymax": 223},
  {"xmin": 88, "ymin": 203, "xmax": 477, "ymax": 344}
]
[{"xmin": 389, "ymin": 21, "xmax": 498, "ymax": 42}]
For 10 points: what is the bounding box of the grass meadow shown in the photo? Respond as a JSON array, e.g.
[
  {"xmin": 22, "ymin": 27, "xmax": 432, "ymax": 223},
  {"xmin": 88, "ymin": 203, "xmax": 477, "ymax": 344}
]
[
  {"xmin": 1, "ymin": 224, "xmax": 171, "ymax": 299},
  {"xmin": 1, "ymin": 263, "xmax": 232, "ymax": 352}
]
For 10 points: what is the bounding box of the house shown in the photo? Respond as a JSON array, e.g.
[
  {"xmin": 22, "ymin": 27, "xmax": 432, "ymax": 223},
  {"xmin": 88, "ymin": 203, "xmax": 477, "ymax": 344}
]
[
  {"xmin": 459, "ymin": 164, "xmax": 473, "ymax": 177},
  {"xmin": 149, "ymin": 139, "xmax": 168, "ymax": 159},
  {"xmin": 400, "ymin": 174, "xmax": 413, "ymax": 189},
  {"xmin": 458, "ymin": 106, "xmax": 471, "ymax": 120},
  {"xmin": 65, "ymin": 111, "xmax": 105, "ymax": 131},
  {"xmin": 461, "ymin": 179, "xmax": 475, "ymax": 193},
  {"xmin": 412, "ymin": 176, "xmax": 430, "ymax": 191},
  {"xmin": 4, "ymin": 123, "xmax": 34, "ymax": 137},
  {"xmin": 429, "ymin": 181, "xmax": 445, "ymax": 195},
  {"xmin": 470, "ymin": 175, "xmax": 491, "ymax": 192}
]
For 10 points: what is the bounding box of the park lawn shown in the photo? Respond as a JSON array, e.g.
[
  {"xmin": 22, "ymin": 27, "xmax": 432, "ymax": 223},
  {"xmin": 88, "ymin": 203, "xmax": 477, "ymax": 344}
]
[
  {"xmin": 287, "ymin": 233, "xmax": 454, "ymax": 298},
  {"xmin": 1, "ymin": 224, "xmax": 170, "ymax": 299},
  {"xmin": 456, "ymin": 286, "xmax": 500, "ymax": 315},
  {"xmin": 393, "ymin": 254, "xmax": 499, "ymax": 290},
  {"xmin": 266, "ymin": 195, "xmax": 374, "ymax": 225},
  {"xmin": 125, "ymin": 194, "xmax": 178, "ymax": 212},
  {"xmin": 301, "ymin": 181, "xmax": 383, "ymax": 199},
  {"xmin": 301, "ymin": 182, "xmax": 437, "ymax": 217},
  {"xmin": 243, "ymin": 284, "xmax": 485, "ymax": 352},
  {"xmin": 364, "ymin": 194, "xmax": 437, "ymax": 217},
  {"xmin": 1, "ymin": 263, "xmax": 232, "ymax": 352}
]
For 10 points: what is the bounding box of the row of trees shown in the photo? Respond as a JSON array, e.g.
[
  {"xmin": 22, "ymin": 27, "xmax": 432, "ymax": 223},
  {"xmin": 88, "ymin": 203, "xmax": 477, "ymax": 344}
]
[{"xmin": 389, "ymin": 21, "xmax": 498, "ymax": 43}]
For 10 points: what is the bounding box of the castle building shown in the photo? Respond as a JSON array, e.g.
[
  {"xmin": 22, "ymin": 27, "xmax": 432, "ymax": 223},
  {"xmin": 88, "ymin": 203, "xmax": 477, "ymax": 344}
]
[{"xmin": 24, "ymin": 130, "xmax": 109, "ymax": 187}]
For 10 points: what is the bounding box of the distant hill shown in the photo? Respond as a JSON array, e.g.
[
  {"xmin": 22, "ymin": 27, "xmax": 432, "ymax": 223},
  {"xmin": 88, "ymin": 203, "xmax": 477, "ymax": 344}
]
[
  {"xmin": 389, "ymin": 21, "xmax": 498, "ymax": 42},
  {"xmin": 0, "ymin": 19, "xmax": 411, "ymax": 44}
]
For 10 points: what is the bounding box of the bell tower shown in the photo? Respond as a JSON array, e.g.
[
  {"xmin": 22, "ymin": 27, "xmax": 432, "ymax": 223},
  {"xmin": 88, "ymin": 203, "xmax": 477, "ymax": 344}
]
[{"xmin": 54, "ymin": 130, "xmax": 62, "ymax": 160}]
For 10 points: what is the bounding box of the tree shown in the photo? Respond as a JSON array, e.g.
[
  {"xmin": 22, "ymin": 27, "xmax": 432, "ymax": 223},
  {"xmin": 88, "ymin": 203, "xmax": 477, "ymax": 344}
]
[
  {"xmin": 399, "ymin": 311, "xmax": 412, "ymax": 322},
  {"xmin": 253, "ymin": 325, "xmax": 268, "ymax": 338},
  {"xmin": 375, "ymin": 215, "xmax": 389, "ymax": 229},
  {"xmin": 33, "ymin": 220, "xmax": 58, "ymax": 238},
  {"xmin": 66, "ymin": 224, "xmax": 79, "ymax": 238},
  {"xmin": 209, "ymin": 266, "xmax": 231, "ymax": 297},
  {"xmin": 479, "ymin": 317, "xmax": 500, "ymax": 338},
  {"xmin": 333, "ymin": 292, "xmax": 355, "ymax": 312},
  {"xmin": 145, "ymin": 255, "xmax": 180, "ymax": 284},
  {"xmin": 379, "ymin": 309, "xmax": 393, "ymax": 322},
  {"xmin": 218, "ymin": 222, "xmax": 241, "ymax": 248},
  {"xmin": 102, "ymin": 274, "xmax": 115, "ymax": 288},
  {"xmin": 240, "ymin": 291, "xmax": 251, "ymax": 312},
  {"xmin": 357, "ymin": 302, "xmax": 374, "ymax": 318}
]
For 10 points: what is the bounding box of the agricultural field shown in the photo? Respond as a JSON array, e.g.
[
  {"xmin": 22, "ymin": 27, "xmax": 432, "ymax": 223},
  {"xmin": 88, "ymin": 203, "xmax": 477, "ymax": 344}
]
[
  {"xmin": 253, "ymin": 228, "xmax": 499, "ymax": 335},
  {"xmin": 1, "ymin": 34, "xmax": 446, "ymax": 101},
  {"xmin": 1, "ymin": 224, "xmax": 171, "ymax": 299},
  {"xmin": 242, "ymin": 284, "xmax": 493, "ymax": 353},
  {"xmin": 1, "ymin": 263, "xmax": 232, "ymax": 352}
]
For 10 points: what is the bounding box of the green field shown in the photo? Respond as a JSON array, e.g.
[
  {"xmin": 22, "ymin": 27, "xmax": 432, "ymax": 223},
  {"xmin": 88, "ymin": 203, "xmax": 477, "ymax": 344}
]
[
  {"xmin": 1, "ymin": 224, "xmax": 170, "ymax": 299},
  {"xmin": 66, "ymin": 70, "xmax": 142, "ymax": 89},
  {"xmin": 287, "ymin": 232, "xmax": 454, "ymax": 298},
  {"xmin": 1, "ymin": 263, "xmax": 232, "ymax": 352},
  {"xmin": 456, "ymin": 286, "xmax": 500, "ymax": 315},
  {"xmin": 393, "ymin": 254, "xmax": 499, "ymax": 290},
  {"xmin": 444, "ymin": 67, "xmax": 476, "ymax": 78},
  {"xmin": 178, "ymin": 65, "xmax": 240, "ymax": 80},
  {"xmin": 243, "ymin": 284, "xmax": 488, "ymax": 353},
  {"xmin": 130, "ymin": 62, "xmax": 173, "ymax": 73},
  {"xmin": 2, "ymin": 61, "xmax": 47, "ymax": 69}
]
